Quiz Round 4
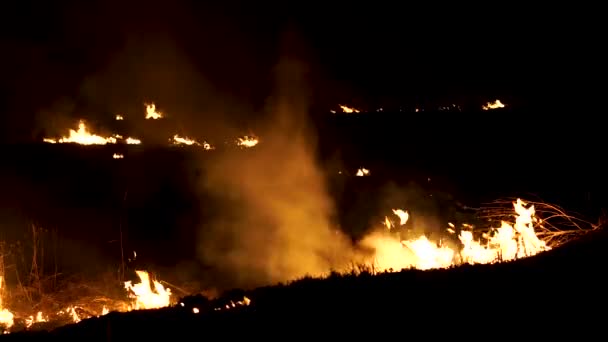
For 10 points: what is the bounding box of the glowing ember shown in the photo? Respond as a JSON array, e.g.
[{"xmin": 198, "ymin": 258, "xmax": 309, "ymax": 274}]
[
  {"xmin": 361, "ymin": 198, "xmax": 550, "ymax": 272},
  {"xmin": 124, "ymin": 270, "xmax": 171, "ymax": 310},
  {"xmin": 482, "ymin": 99, "xmax": 506, "ymax": 110},
  {"xmin": 145, "ymin": 103, "xmax": 163, "ymax": 120},
  {"xmin": 43, "ymin": 121, "xmax": 117, "ymax": 145},
  {"xmin": 113, "ymin": 153, "xmax": 124, "ymax": 159},
  {"xmin": 214, "ymin": 296, "xmax": 252, "ymax": 311},
  {"xmin": 356, "ymin": 168, "xmax": 370, "ymax": 176},
  {"xmin": 339, "ymin": 105, "xmax": 360, "ymax": 113},
  {"xmin": 115, "ymin": 114, "xmax": 124, "ymax": 120},
  {"xmin": 236, "ymin": 135, "xmax": 259, "ymax": 148}
]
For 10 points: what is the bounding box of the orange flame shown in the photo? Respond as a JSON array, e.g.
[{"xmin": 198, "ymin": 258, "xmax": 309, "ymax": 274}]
[
  {"xmin": 361, "ymin": 199, "xmax": 550, "ymax": 271},
  {"xmin": 482, "ymin": 99, "xmax": 505, "ymax": 110},
  {"xmin": 43, "ymin": 121, "xmax": 117, "ymax": 145},
  {"xmin": 124, "ymin": 271, "xmax": 171, "ymax": 310},
  {"xmin": 145, "ymin": 103, "xmax": 163, "ymax": 120}
]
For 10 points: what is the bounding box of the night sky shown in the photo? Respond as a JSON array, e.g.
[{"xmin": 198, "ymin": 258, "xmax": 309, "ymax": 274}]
[{"xmin": 0, "ymin": 1, "xmax": 603, "ymax": 142}]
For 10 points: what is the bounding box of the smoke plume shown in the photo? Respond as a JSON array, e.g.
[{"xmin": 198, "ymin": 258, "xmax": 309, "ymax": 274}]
[{"xmin": 197, "ymin": 29, "xmax": 352, "ymax": 289}]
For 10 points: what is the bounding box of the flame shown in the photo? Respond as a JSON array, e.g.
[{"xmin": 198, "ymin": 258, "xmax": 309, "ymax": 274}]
[
  {"xmin": 214, "ymin": 296, "xmax": 252, "ymax": 311},
  {"xmin": 362, "ymin": 199, "xmax": 550, "ymax": 271},
  {"xmin": 25, "ymin": 312, "xmax": 47, "ymax": 328},
  {"xmin": 236, "ymin": 135, "xmax": 259, "ymax": 148},
  {"xmin": 125, "ymin": 137, "xmax": 141, "ymax": 145},
  {"xmin": 171, "ymin": 134, "xmax": 199, "ymax": 146},
  {"xmin": 112, "ymin": 153, "xmax": 124, "ymax": 159},
  {"xmin": 482, "ymin": 99, "xmax": 506, "ymax": 110},
  {"xmin": 392, "ymin": 209, "xmax": 409, "ymax": 225},
  {"xmin": 339, "ymin": 105, "xmax": 360, "ymax": 113},
  {"xmin": 0, "ymin": 277, "xmax": 14, "ymax": 330},
  {"xmin": 170, "ymin": 135, "xmax": 214, "ymax": 149},
  {"xmin": 145, "ymin": 103, "xmax": 163, "ymax": 120},
  {"xmin": 124, "ymin": 270, "xmax": 171, "ymax": 310},
  {"xmin": 356, "ymin": 168, "xmax": 370, "ymax": 176},
  {"xmin": 115, "ymin": 114, "xmax": 124, "ymax": 121},
  {"xmin": 43, "ymin": 121, "xmax": 118, "ymax": 145}
]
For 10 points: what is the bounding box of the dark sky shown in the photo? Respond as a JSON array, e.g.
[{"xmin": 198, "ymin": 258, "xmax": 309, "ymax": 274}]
[{"xmin": 0, "ymin": 1, "xmax": 603, "ymax": 142}]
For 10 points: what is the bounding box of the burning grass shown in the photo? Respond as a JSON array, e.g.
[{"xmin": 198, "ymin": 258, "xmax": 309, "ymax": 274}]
[
  {"xmin": 477, "ymin": 198, "xmax": 600, "ymax": 247},
  {"xmin": 0, "ymin": 195, "xmax": 599, "ymax": 334},
  {"xmin": 0, "ymin": 228, "xmax": 176, "ymax": 334}
]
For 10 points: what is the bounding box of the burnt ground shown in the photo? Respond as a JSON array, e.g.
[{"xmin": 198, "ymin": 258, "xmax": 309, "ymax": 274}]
[{"xmin": 4, "ymin": 225, "xmax": 607, "ymax": 341}]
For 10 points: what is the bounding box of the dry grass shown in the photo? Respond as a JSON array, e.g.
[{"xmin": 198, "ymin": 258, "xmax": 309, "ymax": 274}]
[
  {"xmin": 477, "ymin": 197, "xmax": 601, "ymax": 247},
  {"xmin": 0, "ymin": 224, "xmax": 132, "ymax": 330}
]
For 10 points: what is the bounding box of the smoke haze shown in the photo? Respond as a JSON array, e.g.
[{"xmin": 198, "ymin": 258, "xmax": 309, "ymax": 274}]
[{"xmin": 197, "ymin": 29, "xmax": 352, "ymax": 289}]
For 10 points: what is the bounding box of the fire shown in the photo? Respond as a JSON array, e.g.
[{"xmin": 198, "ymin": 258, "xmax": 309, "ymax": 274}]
[
  {"xmin": 25, "ymin": 312, "xmax": 47, "ymax": 328},
  {"xmin": 115, "ymin": 114, "xmax": 124, "ymax": 121},
  {"xmin": 125, "ymin": 137, "xmax": 141, "ymax": 145},
  {"xmin": 214, "ymin": 296, "xmax": 252, "ymax": 311},
  {"xmin": 339, "ymin": 105, "xmax": 360, "ymax": 113},
  {"xmin": 145, "ymin": 103, "xmax": 163, "ymax": 120},
  {"xmin": 1, "ymin": 266, "xmax": 171, "ymax": 333},
  {"xmin": 392, "ymin": 209, "xmax": 409, "ymax": 225},
  {"xmin": 43, "ymin": 121, "xmax": 142, "ymax": 146},
  {"xmin": 356, "ymin": 168, "xmax": 370, "ymax": 176},
  {"xmin": 113, "ymin": 153, "xmax": 124, "ymax": 159},
  {"xmin": 236, "ymin": 135, "xmax": 259, "ymax": 148},
  {"xmin": 171, "ymin": 135, "xmax": 214, "ymax": 150},
  {"xmin": 43, "ymin": 121, "xmax": 117, "ymax": 145},
  {"xmin": 0, "ymin": 277, "xmax": 14, "ymax": 330},
  {"xmin": 482, "ymin": 99, "xmax": 506, "ymax": 110},
  {"xmin": 361, "ymin": 199, "xmax": 550, "ymax": 271},
  {"xmin": 171, "ymin": 134, "xmax": 199, "ymax": 146},
  {"xmin": 124, "ymin": 270, "xmax": 171, "ymax": 310}
]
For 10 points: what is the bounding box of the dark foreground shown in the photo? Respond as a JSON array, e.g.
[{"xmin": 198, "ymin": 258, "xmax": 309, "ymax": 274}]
[{"xmin": 5, "ymin": 226, "xmax": 607, "ymax": 341}]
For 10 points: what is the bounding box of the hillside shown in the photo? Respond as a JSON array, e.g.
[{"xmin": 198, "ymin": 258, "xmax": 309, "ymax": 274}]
[{"xmin": 5, "ymin": 225, "xmax": 606, "ymax": 340}]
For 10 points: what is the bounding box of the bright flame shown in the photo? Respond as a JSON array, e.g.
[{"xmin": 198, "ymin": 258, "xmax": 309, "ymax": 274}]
[
  {"xmin": 44, "ymin": 121, "xmax": 117, "ymax": 145},
  {"xmin": 339, "ymin": 105, "xmax": 360, "ymax": 113},
  {"xmin": 0, "ymin": 277, "xmax": 14, "ymax": 330},
  {"xmin": 113, "ymin": 153, "xmax": 124, "ymax": 159},
  {"xmin": 125, "ymin": 137, "xmax": 141, "ymax": 145},
  {"xmin": 236, "ymin": 135, "xmax": 259, "ymax": 148},
  {"xmin": 25, "ymin": 312, "xmax": 47, "ymax": 328},
  {"xmin": 124, "ymin": 270, "xmax": 171, "ymax": 310},
  {"xmin": 392, "ymin": 209, "xmax": 409, "ymax": 225},
  {"xmin": 145, "ymin": 103, "xmax": 163, "ymax": 119},
  {"xmin": 482, "ymin": 99, "xmax": 506, "ymax": 110},
  {"xmin": 170, "ymin": 135, "xmax": 214, "ymax": 149},
  {"xmin": 356, "ymin": 168, "xmax": 370, "ymax": 176},
  {"xmin": 361, "ymin": 199, "xmax": 550, "ymax": 272},
  {"xmin": 171, "ymin": 134, "xmax": 198, "ymax": 146},
  {"xmin": 115, "ymin": 114, "xmax": 124, "ymax": 121}
]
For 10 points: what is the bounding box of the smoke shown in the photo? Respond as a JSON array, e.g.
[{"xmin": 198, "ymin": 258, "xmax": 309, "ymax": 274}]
[{"xmin": 197, "ymin": 28, "xmax": 353, "ymax": 289}]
